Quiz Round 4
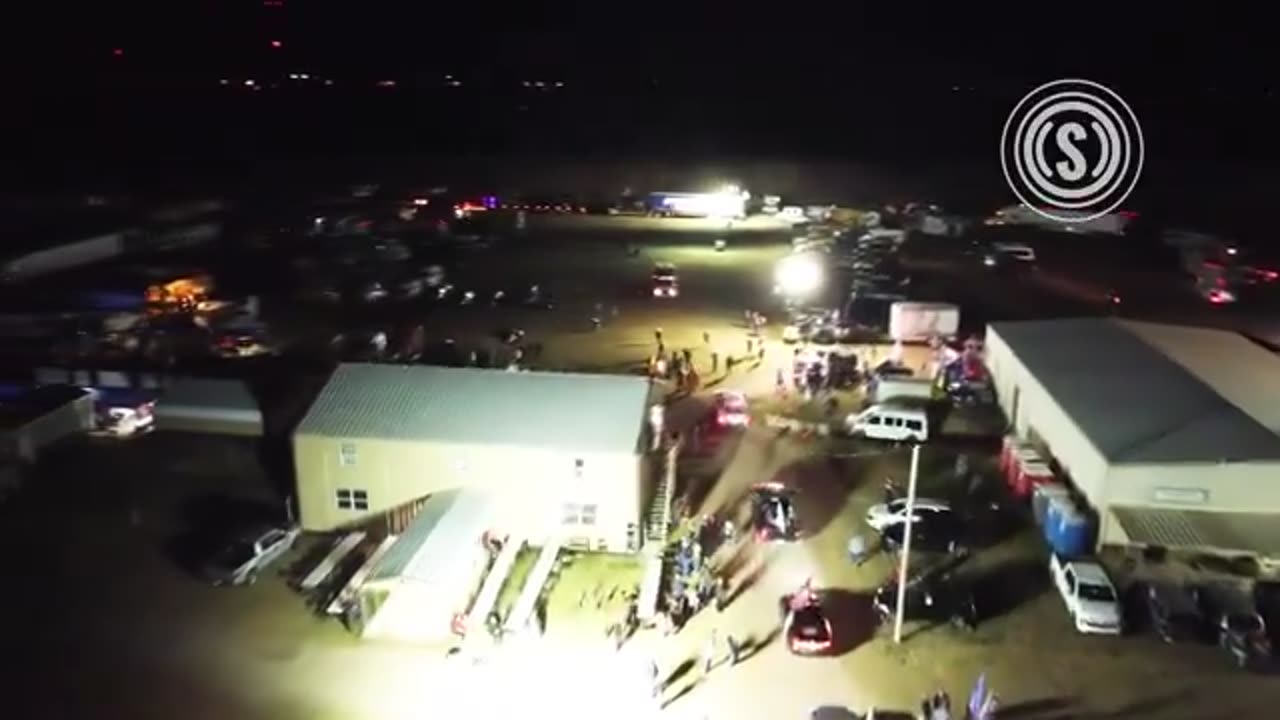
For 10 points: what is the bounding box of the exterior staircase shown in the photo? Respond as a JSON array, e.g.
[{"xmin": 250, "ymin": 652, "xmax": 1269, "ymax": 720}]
[{"xmin": 638, "ymin": 440, "xmax": 679, "ymax": 620}]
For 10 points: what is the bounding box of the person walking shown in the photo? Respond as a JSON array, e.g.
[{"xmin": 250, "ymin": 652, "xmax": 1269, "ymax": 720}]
[
  {"xmin": 757, "ymin": 345, "xmax": 765, "ymax": 364},
  {"xmin": 726, "ymin": 355, "xmax": 736, "ymax": 374},
  {"xmin": 848, "ymin": 532, "xmax": 872, "ymax": 566},
  {"xmin": 746, "ymin": 337, "xmax": 754, "ymax": 355},
  {"xmin": 710, "ymin": 351, "xmax": 719, "ymax": 373},
  {"xmin": 701, "ymin": 631, "xmax": 719, "ymax": 676},
  {"xmin": 703, "ymin": 330, "xmax": 711, "ymax": 345},
  {"xmin": 655, "ymin": 327, "xmax": 664, "ymax": 345},
  {"xmin": 725, "ymin": 634, "xmax": 741, "ymax": 666},
  {"xmin": 682, "ymin": 348, "xmax": 693, "ymax": 366}
]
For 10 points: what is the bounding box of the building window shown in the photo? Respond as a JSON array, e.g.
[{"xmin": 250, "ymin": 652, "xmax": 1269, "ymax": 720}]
[
  {"xmin": 339, "ymin": 443, "xmax": 358, "ymax": 466},
  {"xmin": 336, "ymin": 488, "xmax": 369, "ymax": 511},
  {"xmin": 562, "ymin": 502, "xmax": 598, "ymax": 526}
]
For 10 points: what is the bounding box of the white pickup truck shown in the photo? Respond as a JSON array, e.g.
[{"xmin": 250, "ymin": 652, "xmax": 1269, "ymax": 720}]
[
  {"xmin": 203, "ymin": 526, "xmax": 301, "ymax": 586},
  {"xmin": 1049, "ymin": 554, "xmax": 1123, "ymax": 635}
]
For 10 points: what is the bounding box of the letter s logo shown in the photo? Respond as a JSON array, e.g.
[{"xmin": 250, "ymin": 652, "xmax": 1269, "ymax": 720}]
[{"xmin": 1054, "ymin": 122, "xmax": 1088, "ymax": 182}]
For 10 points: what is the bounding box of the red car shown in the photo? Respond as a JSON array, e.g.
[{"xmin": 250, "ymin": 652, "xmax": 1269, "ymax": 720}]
[
  {"xmin": 712, "ymin": 390, "xmax": 750, "ymax": 428},
  {"xmin": 782, "ymin": 592, "xmax": 834, "ymax": 655}
]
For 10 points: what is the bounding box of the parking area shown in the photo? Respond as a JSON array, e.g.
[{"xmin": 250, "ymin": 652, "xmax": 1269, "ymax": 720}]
[{"xmin": 5, "ymin": 213, "xmax": 1280, "ymax": 720}]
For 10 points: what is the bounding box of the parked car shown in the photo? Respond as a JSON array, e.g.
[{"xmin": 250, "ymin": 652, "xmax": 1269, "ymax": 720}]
[
  {"xmin": 873, "ymin": 557, "xmax": 977, "ymax": 631},
  {"xmin": 752, "ymin": 482, "xmax": 799, "ymax": 542},
  {"xmin": 203, "ymin": 526, "xmax": 300, "ymax": 586},
  {"xmin": 879, "ymin": 515, "xmax": 966, "ymax": 555},
  {"xmin": 865, "ymin": 497, "xmax": 953, "ymax": 532},
  {"xmin": 781, "ymin": 594, "xmax": 834, "ymax": 655},
  {"xmin": 1049, "ymin": 555, "xmax": 1123, "ymax": 635},
  {"xmin": 711, "ymin": 390, "xmax": 750, "ymax": 428},
  {"xmin": 1142, "ymin": 583, "xmax": 1212, "ymax": 644},
  {"xmin": 1193, "ymin": 584, "xmax": 1274, "ymax": 670}
]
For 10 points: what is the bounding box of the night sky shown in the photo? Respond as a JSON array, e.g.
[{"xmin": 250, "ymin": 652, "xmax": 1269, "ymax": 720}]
[{"xmin": 8, "ymin": 4, "xmax": 1280, "ymax": 195}]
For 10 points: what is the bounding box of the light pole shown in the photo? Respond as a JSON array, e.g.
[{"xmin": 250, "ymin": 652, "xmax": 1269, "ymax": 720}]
[{"xmin": 892, "ymin": 443, "xmax": 922, "ymax": 644}]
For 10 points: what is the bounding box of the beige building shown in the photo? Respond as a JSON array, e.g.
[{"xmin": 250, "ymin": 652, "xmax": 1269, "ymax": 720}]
[
  {"xmin": 293, "ymin": 364, "xmax": 655, "ymax": 553},
  {"xmin": 988, "ymin": 318, "xmax": 1280, "ymax": 561}
]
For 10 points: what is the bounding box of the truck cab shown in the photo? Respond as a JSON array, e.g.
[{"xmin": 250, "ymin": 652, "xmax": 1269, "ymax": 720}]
[{"xmin": 1050, "ymin": 555, "xmax": 1122, "ymax": 635}]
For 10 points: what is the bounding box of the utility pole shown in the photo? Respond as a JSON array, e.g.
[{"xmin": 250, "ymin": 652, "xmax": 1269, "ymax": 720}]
[{"xmin": 893, "ymin": 443, "xmax": 922, "ymax": 644}]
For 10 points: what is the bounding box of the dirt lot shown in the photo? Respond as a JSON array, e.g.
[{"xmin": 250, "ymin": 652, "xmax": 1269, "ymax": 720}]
[{"xmin": 5, "ymin": 215, "xmax": 1280, "ymax": 719}]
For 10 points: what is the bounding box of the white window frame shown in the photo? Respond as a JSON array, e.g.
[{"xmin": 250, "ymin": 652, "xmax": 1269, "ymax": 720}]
[
  {"xmin": 339, "ymin": 442, "xmax": 358, "ymax": 466},
  {"xmin": 336, "ymin": 488, "xmax": 368, "ymax": 511},
  {"xmin": 562, "ymin": 502, "xmax": 599, "ymax": 526}
]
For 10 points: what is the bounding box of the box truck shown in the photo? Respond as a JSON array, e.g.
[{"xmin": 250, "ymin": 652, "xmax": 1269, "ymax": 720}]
[{"xmin": 889, "ymin": 302, "xmax": 960, "ymax": 342}]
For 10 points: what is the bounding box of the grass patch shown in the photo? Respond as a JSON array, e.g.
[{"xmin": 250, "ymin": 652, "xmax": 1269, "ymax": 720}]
[
  {"xmin": 546, "ymin": 552, "xmax": 645, "ymax": 620},
  {"xmin": 492, "ymin": 546, "xmax": 539, "ymax": 621}
]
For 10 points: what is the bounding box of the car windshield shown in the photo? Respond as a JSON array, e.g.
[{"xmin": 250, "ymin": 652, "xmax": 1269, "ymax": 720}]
[
  {"xmin": 1078, "ymin": 582, "xmax": 1116, "ymax": 602},
  {"xmin": 211, "ymin": 542, "xmax": 255, "ymax": 570},
  {"xmin": 1227, "ymin": 614, "xmax": 1263, "ymax": 634},
  {"xmin": 794, "ymin": 606, "xmax": 827, "ymax": 633}
]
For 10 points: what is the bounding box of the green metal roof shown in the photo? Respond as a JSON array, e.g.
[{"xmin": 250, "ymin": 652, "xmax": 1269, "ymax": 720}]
[
  {"xmin": 368, "ymin": 489, "xmax": 493, "ymax": 584},
  {"xmin": 990, "ymin": 318, "xmax": 1280, "ymax": 464},
  {"xmin": 296, "ymin": 364, "xmax": 651, "ymax": 454}
]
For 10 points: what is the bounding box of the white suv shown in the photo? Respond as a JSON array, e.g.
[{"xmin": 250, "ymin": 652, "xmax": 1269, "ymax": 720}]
[
  {"xmin": 864, "ymin": 498, "xmax": 952, "ymax": 531},
  {"xmin": 1050, "ymin": 555, "xmax": 1122, "ymax": 635}
]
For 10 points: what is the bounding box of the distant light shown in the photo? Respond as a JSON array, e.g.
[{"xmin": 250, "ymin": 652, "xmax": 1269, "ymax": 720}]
[
  {"xmin": 112, "ymin": 48, "xmax": 124, "ymax": 57},
  {"xmin": 244, "ymin": 79, "xmax": 256, "ymax": 87},
  {"xmin": 412, "ymin": 198, "xmax": 429, "ymax": 206},
  {"xmin": 1227, "ymin": 246, "xmax": 1239, "ymax": 256},
  {"xmin": 219, "ymin": 79, "xmax": 229, "ymax": 86},
  {"xmin": 449, "ymin": 80, "xmax": 462, "ymax": 87},
  {"xmin": 534, "ymin": 81, "xmax": 545, "ymax": 87},
  {"xmin": 299, "ymin": 73, "xmax": 309, "ymax": 80},
  {"xmin": 324, "ymin": 79, "xmax": 333, "ymax": 86},
  {"xmin": 270, "ymin": 40, "xmax": 283, "ymax": 49},
  {"xmin": 377, "ymin": 80, "xmax": 396, "ymax": 88},
  {"xmin": 522, "ymin": 81, "xmax": 531, "ymax": 87},
  {"xmin": 554, "ymin": 81, "xmax": 564, "ymax": 87}
]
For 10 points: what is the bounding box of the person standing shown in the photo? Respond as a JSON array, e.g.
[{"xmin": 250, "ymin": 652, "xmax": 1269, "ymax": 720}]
[
  {"xmin": 757, "ymin": 345, "xmax": 765, "ymax": 364},
  {"xmin": 746, "ymin": 337, "xmax": 754, "ymax": 355},
  {"xmin": 848, "ymin": 532, "xmax": 872, "ymax": 566},
  {"xmin": 726, "ymin": 355, "xmax": 736, "ymax": 374},
  {"xmin": 682, "ymin": 348, "xmax": 693, "ymax": 366},
  {"xmin": 725, "ymin": 634, "xmax": 740, "ymax": 666},
  {"xmin": 703, "ymin": 330, "xmax": 711, "ymax": 345},
  {"xmin": 702, "ymin": 631, "xmax": 719, "ymax": 676},
  {"xmin": 655, "ymin": 327, "xmax": 664, "ymax": 345},
  {"xmin": 714, "ymin": 575, "xmax": 729, "ymax": 612},
  {"xmin": 710, "ymin": 351, "xmax": 719, "ymax": 373}
]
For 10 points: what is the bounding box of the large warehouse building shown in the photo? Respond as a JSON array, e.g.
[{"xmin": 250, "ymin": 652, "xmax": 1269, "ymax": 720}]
[
  {"xmin": 988, "ymin": 318, "xmax": 1280, "ymax": 561},
  {"xmin": 293, "ymin": 364, "xmax": 655, "ymax": 553}
]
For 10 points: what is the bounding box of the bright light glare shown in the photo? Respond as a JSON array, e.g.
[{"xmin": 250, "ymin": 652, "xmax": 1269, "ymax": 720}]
[{"xmin": 775, "ymin": 254, "xmax": 823, "ymax": 296}]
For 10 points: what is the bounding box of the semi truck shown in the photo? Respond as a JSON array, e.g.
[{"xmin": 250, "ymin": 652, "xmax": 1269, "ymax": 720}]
[{"xmin": 889, "ymin": 302, "xmax": 960, "ymax": 342}]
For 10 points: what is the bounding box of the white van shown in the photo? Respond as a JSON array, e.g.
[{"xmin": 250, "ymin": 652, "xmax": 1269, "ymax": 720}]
[
  {"xmin": 845, "ymin": 404, "xmax": 929, "ymax": 442},
  {"xmin": 870, "ymin": 377, "xmax": 936, "ymax": 404}
]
